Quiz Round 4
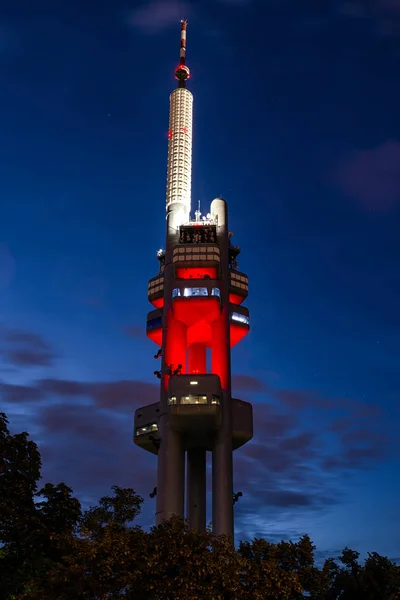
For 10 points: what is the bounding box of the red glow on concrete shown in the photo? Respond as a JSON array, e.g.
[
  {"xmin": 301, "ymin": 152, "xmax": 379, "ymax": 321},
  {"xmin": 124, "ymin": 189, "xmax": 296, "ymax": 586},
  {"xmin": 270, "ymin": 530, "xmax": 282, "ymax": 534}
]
[
  {"xmin": 146, "ymin": 328, "xmax": 162, "ymax": 346},
  {"xmin": 187, "ymin": 321, "xmax": 212, "ymax": 346},
  {"xmin": 230, "ymin": 322, "xmax": 249, "ymax": 347},
  {"xmin": 151, "ymin": 297, "xmax": 164, "ymax": 309},
  {"xmin": 176, "ymin": 267, "xmax": 217, "ymax": 280},
  {"xmin": 188, "ymin": 343, "xmax": 206, "ymax": 374},
  {"xmin": 212, "ymin": 309, "xmax": 229, "ymax": 390},
  {"xmin": 163, "ymin": 309, "xmax": 187, "ymax": 390},
  {"xmin": 229, "ymin": 293, "xmax": 245, "ymax": 305},
  {"xmin": 173, "ymin": 297, "xmax": 220, "ymax": 327}
]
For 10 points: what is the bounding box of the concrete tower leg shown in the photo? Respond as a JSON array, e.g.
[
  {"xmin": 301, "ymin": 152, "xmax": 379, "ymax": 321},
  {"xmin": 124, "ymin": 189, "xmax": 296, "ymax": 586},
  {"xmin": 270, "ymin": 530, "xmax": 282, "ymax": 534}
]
[
  {"xmin": 211, "ymin": 310, "xmax": 234, "ymax": 539},
  {"xmin": 156, "ymin": 421, "xmax": 185, "ymax": 523},
  {"xmin": 210, "ymin": 197, "xmax": 234, "ymax": 540},
  {"xmin": 186, "ymin": 448, "xmax": 206, "ymax": 532},
  {"xmin": 156, "ymin": 308, "xmax": 186, "ymax": 525},
  {"xmin": 212, "ymin": 395, "xmax": 234, "ymax": 538}
]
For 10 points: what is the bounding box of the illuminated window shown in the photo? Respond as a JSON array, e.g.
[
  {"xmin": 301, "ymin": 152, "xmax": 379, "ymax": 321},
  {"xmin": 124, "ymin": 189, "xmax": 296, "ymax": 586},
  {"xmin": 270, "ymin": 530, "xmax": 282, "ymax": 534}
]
[
  {"xmin": 183, "ymin": 287, "xmax": 208, "ymax": 297},
  {"xmin": 135, "ymin": 423, "xmax": 158, "ymax": 436},
  {"xmin": 180, "ymin": 395, "xmax": 208, "ymax": 405},
  {"xmin": 169, "ymin": 396, "xmax": 177, "ymax": 405},
  {"xmin": 211, "ymin": 395, "xmax": 220, "ymax": 405},
  {"xmin": 172, "ymin": 288, "xmax": 181, "ymax": 298},
  {"xmin": 211, "ymin": 288, "xmax": 220, "ymax": 297},
  {"xmin": 231, "ymin": 312, "xmax": 250, "ymax": 325}
]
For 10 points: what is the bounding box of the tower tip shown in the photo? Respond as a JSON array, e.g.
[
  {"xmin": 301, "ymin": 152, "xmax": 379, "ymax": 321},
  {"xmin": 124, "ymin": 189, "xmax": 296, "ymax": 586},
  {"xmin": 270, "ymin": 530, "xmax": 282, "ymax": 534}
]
[{"xmin": 175, "ymin": 19, "xmax": 190, "ymax": 86}]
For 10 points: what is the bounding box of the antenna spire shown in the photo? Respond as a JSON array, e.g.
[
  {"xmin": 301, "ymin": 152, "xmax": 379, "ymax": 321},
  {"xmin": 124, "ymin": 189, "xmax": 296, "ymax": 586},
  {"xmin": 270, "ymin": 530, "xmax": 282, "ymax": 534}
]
[{"xmin": 175, "ymin": 20, "xmax": 190, "ymax": 88}]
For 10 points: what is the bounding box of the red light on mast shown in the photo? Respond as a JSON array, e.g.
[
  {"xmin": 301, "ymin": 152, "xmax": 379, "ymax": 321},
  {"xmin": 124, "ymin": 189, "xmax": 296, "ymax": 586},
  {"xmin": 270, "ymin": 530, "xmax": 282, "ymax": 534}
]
[{"xmin": 168, "ymin": 129, "xmax": 173, "ymax": 139}]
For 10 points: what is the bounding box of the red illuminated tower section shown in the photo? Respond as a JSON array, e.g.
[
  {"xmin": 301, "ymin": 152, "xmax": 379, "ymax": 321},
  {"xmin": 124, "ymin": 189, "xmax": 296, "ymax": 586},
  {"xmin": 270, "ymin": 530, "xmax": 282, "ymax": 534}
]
[{"xmin": 134, "ymin": 21, "xmax": 253, "ymax": 539}]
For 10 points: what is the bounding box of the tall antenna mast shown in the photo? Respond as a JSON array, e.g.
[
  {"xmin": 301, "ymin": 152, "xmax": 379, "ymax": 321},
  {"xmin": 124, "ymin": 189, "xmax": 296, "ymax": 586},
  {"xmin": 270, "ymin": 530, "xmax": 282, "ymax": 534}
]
[{"xmin": 175, "ymin": 20, "xmax": 190, "ymax": 88}]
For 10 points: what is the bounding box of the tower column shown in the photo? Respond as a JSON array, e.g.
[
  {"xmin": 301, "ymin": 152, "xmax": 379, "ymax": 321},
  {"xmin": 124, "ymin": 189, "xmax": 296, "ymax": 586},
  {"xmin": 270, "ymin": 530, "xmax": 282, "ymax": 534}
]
[
  {"xmin": 156, "ymin": 419, "xmax": 185, "ymax": 523},
  {"xmin": 210, "ymin": 197, "xmax": 234, "ymax": 540},
  {"xmin": 156, "ymin": 245, "xmax": 186, "ymax": 524},
  {"xmin": 211, "ymin": 309, "xmax": 234, "ymax": 539},
  {"xmin": 186, "ymin": 448, "xmax": 206, "ymax": 532}
]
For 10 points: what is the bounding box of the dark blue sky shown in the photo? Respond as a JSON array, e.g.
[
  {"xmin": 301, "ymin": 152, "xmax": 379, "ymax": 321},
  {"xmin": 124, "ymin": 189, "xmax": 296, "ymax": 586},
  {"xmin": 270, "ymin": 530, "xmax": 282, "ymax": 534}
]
[{"xmin": 1, "ymin": 0, "xmax": 400, "ymax": 560}]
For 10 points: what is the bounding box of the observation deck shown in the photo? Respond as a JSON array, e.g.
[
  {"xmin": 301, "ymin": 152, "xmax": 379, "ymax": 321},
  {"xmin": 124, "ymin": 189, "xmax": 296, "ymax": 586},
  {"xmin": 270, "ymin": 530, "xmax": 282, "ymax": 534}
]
[{"xmin": 133, "ymin": 375, "xmax": 253, "ymax": 453}]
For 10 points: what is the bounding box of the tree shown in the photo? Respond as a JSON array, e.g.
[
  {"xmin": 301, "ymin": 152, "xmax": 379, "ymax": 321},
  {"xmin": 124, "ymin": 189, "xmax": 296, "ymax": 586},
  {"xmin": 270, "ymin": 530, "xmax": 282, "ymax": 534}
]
[
  {"xmin": 322, "ymin": 549, "xmax": 400, "ymax": 600},
  {"xmin": 0, "ymin": 412, "xmax": 41, "ymax": 548},
  {"xmin": 0, "ymin": 411, "xmax": 42, "ymax": 597},
  {"xmin": 33, "ymin": 486, "xmax": 146, "ymax": 600},
  {"xmin": 0, "ymin": 413, "xmax": 81, "ymax": 598}
]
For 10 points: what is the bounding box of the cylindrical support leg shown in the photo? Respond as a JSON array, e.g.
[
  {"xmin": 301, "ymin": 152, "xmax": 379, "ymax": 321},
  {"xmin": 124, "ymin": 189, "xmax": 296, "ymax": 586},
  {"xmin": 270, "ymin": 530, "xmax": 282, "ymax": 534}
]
[
  {"xmin": 211, "ymin": 300, "xmax": 233, "ymax": 540},
  {"xmin": 186, "ymin": 448, "xmax": 206, "ymax": 532},
  {"xmin": 212, "ymin": 397, "xmax": 234, "ymax": 539},
  {"xmin": 188, "ymin": 343, "xmax": 206, "ymax": 374},
  {"xmin": 156, "ymin": 422, "xmax": 185, "ymax": 524}
]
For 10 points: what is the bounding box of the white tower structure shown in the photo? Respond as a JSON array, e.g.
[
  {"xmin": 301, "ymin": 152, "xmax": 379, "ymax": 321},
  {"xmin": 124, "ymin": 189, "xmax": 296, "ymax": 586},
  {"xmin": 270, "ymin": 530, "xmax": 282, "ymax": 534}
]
[
  {"xmin": 166, "ymin": 20, "xmax": 193, "ymax": 233},
  {"xmin": 166, "ymin": 89, "xmax": 193, "ymax": 226}
]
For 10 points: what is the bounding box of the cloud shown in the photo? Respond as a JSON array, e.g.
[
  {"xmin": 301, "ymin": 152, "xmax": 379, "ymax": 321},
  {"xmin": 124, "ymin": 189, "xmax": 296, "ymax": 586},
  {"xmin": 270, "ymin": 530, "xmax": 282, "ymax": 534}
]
[
  {"xmin": 4, "ymin": 349, "xmax": 53, "ymax": 367},
  {"xmin": 2, "ymin": 369, "xmax": 394, "ymax": 537},
  {"xmin": 335, "ymin": 1, "xmax": 400, "ymax": 36},
  {"xmin": 231, "ymin": 386, "xmax": 392, "ymax": 524},
  {"xmin": 380, "ymin": 0, "xmax": 400, "ymax": 10},
  {"xmin": 0, "ymin": 243, "xmax": 15, "ymax": 289},
  {"xmin": 34, "ymin": 402, "xmax": 157, "ymax": 516},
  {"xmin": 38, "ymin": 378, "xmax": 158, "ymax": 410},
  {"xmin": 334, "ymin": 141, "xmax": 400, "ymax": 212},
  {"xmin": 338, "ymin": 0, "xmax": 400, "ymax": 16},
  {"xmin": 254, "ymin": 489, "xmax": 322, "ymax": 508},
  {"xmin": 123, "ymin": 325, "xmax": 145, "ymax": 339},
  {"xmin": 127, "ymin": 1, "xmax": 191, "ymax": 35},
  {"xmin": 218, "ymin": 0, "xmax": 254, "ymax": 5},
  {"xmin": 1, "ymin": 327, "xmax": 56, "ymax": 367},
  {"xmin": 1, "ymin": 376, "xmax": 158, "ymax": 411},
  {"xmin": 0, "ymin": 382, "xmax": 43, "ymax": 403},
  {"xmin": 232, "ymin": 374, "xmax": 267, "ymax": 392}
]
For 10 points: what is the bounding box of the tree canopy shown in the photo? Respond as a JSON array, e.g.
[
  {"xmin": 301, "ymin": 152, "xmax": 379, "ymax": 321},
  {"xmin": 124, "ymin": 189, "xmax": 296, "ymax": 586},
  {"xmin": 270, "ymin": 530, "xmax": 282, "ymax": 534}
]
[{"xmin": 1, "ymin": 412, "xmax": 399, "ymax": 599}]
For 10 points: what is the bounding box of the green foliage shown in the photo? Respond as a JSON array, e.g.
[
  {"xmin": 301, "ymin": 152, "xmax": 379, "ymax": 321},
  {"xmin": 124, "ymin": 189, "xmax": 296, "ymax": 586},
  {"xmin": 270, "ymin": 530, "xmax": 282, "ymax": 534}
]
[
  {"xmin": 81, "ymin": 485, "xmax": 144, "ymax": 539},
  {"xmin": 0, "ymin": 412, "xmax": 41, "ymax": 546},
  {"xmin": 1, "ymin": 411, "xmax": 399, "ymax": 600}
]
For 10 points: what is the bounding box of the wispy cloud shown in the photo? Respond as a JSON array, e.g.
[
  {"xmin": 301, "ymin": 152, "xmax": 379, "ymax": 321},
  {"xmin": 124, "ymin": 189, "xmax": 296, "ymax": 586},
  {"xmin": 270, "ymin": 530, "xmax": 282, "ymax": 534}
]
[
  {"xmin": 338, "ymin": 0, "xmax": 400, "ymax": 15},
  {"xmin": 1, "ymin": 363, "xmax": 395, "ymax": 540},
  {"xmin": 336, "ymin": 0, "xmax": 400, "ymax": 36},
  {"xmin": 123, "ymin": 325, "xmax": 145, "ymax": 339},
  {"xmin": 0, "ymin": 326, "xmax": 57, "ymax": 368},
  {"xmin": 218, "ymin": 0, "xmax": 255, "ymax": 5},
  {"xmin": 334, "ymin": 140, "xmax": 400, "ymax": 212},
  {"xmin": 127, "ymin": 0, "xmax": 191, "ymax": 35}
]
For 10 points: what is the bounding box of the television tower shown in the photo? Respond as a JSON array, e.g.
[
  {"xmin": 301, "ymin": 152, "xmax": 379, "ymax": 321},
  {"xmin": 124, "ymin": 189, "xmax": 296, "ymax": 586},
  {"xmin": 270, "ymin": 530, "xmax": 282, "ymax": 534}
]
[{"xmin": 134, "ymin": 21, "xmax": 253, "ymax": 539}]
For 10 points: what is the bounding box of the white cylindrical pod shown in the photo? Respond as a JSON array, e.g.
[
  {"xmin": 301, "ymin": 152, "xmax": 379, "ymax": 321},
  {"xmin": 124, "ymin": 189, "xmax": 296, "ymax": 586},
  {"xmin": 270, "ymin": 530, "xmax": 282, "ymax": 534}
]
[
  {"xmin": 211, "ymin": 197, "xmax": 228, "ymax": 231},
  {"xmin": 166, "ymin": 88, "xmax": 193, "ymax": 231}
]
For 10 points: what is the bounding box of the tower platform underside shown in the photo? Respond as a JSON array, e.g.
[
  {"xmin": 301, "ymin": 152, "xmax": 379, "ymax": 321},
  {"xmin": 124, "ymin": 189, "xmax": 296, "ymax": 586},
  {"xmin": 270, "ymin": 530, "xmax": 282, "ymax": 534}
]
[{"xmin": 134, "ymin": 390, "xmax": 253, "ymax": 455}]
